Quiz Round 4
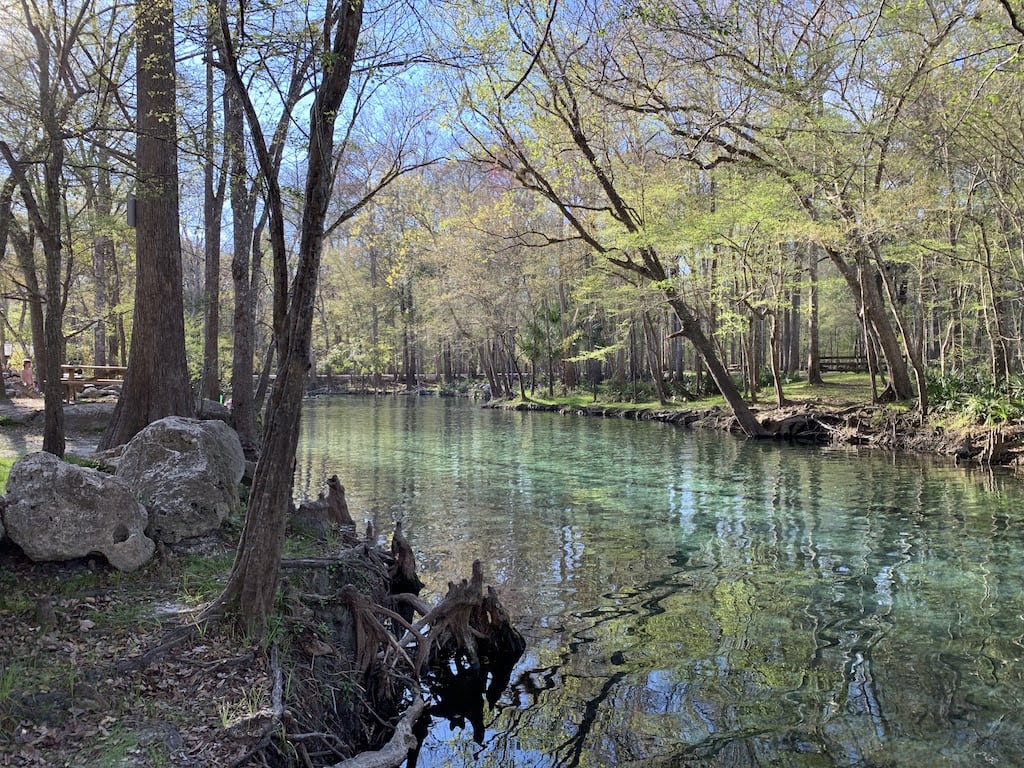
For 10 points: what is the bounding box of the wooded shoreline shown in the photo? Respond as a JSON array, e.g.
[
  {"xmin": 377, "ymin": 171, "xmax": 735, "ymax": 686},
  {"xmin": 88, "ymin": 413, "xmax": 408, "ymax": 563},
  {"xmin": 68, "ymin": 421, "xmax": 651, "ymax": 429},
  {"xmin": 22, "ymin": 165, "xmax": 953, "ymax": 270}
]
[
  {"xmin": 6, "ymin": 390, "xmax": 1022, "ymax": 468},
  {"xmin": 481, "ymin": 397, "xmax": 1024, "ymax": 470}
]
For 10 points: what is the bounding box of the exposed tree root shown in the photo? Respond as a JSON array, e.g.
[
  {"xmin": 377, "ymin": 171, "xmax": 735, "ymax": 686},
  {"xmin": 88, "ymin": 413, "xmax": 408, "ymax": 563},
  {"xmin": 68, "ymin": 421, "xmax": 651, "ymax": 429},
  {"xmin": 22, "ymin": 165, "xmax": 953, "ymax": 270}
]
[
  {"xmin": 326, "ymin": 697, "xmax": 426, "ymax": 768},
  {"xmin": 230, "ymin": 529, "xmax": 525, "ymax": 767}
]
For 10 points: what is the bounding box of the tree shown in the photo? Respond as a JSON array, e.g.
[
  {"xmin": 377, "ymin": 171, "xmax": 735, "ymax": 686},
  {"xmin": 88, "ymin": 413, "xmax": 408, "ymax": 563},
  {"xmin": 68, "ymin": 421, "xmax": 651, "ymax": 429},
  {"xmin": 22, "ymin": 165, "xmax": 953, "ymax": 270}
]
[
  {"xmin": 0, "ymin": 178, "xmax": 13, "ymax": 404},
  {"xmin": 596, "ymin": 0, "xmax": 990, "ymax": 411},
  {"xmin": 450, "ymin": 4, "xmax": 766, "ymax": 435},
  {"xmin": 199, "ymin": 11, "xmax": 226, "ymax": 404},
  {"xmin": 0, "ymin": 0, "xmax": 103, "ymax": 456},
  {"xmin": 211, "ymin": 0, "xmax": 435, "ymax": 633},
  {"xmin": 211, "ymin": 6, "xmax": 318, "ymax": 454},
  {"xmin": 99, "ymin": 0, "xmax": 194, "ymax": 449}
]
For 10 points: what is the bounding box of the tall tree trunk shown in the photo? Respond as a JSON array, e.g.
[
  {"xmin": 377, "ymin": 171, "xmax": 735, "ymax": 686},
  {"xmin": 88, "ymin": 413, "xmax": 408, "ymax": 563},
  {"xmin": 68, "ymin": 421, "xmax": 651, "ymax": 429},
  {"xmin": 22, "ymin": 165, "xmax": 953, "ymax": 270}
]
[
  {"xmin": 100, "ymin": 0, "xmax": 194, "ymax": 450},
  {"xmin": 980, "ymin": 225, "xmax": 1012, "ymax": 385},
  {"xmin": 768, "ymin": 314, "xmax": 786, "ymax": 407},
  {"xmin": 7, "ymin": 223, "xmax": 45, "ymax": 376},
  {"xmin": 829, "ymin": 247, "xmax": 914, "ymax": 400},
  {"xmin": 109, "ymin": 248, "xmax": 126, "ymax": 364},
  {"xmin": 214, "ymin": 0, "xmax": 365, "ymax": 635},
  {"xmin": 88, "ymin": 159, "xmax": 114, "ymax": 368},
  {"xmin": 806, "ymin": 244, "xmax": 823, "ymax": 385},
  {"xmin": 369, "ymin": 246, "xmax": 381, "ymax": 389},
  {"xmin": 200, "ymin": 25, "xmax": 225, "ymax": 403},
  {"xmin": 0, "ymin": 180, "xmax": 11, "ymax": 402},
  {"xmin": 787, "ymin": 288, "xmax": 801, "ymax": 375},
  {"xmin": 41, "ymin": 132, "xmax": 65, "ymax": 455},
  {"xmin": 481, "ymin": 340, "xmax": 502, "ymax": 397},
  {"xmin": 642, "ymin": 311, "xmax": 669, "ymax": 406},
  {"xmin": 667, "ymin": 294, "xmax": 763, "ymax": 437},
  {"xmin": 401, "ymin": 284, "xmax": 416, "ymax": 388},
  {"xmin": 226, "ymin": 81, "xmax": 259, "ymax": 454},
  {"xmin": 0, "ymin": 141, "xmax": 66, "ymax": 455}
]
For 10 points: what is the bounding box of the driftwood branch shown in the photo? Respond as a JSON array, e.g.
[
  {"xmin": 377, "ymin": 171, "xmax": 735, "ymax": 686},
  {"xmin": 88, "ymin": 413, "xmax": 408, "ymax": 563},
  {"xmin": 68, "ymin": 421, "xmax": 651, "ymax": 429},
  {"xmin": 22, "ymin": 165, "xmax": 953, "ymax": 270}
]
[{"xmin": 327, "ymin": 697, "xmax": 426, "ymax": 768}]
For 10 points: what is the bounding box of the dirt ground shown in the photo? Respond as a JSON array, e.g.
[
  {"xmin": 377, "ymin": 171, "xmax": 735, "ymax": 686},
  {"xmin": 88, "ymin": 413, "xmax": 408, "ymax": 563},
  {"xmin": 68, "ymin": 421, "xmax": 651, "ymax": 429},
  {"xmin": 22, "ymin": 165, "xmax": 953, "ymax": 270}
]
[
  {"xmin": 0, "ymin": 400, "xmax": 278, "ymax": 766},
  {"xmin": 0, "ymin": 399, "xmax": 109, "ymax": 459},
  {"xmin": 0, "ymin": 523, "xmax": 274, "ymax": 767}
]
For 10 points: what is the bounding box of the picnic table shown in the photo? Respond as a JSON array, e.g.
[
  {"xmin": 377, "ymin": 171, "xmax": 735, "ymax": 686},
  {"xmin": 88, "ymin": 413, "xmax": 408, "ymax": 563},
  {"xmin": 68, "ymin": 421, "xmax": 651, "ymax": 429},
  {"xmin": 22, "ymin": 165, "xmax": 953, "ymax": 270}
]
[{"xmin": 61, "ymin": 364, "xmax": 127, "ymax": 401}]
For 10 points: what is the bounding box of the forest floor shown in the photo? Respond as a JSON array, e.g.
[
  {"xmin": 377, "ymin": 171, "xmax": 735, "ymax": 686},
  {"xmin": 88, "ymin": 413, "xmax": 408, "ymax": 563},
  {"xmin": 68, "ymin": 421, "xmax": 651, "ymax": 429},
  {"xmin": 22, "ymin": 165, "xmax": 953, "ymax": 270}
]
[
  {"xmin": 0, "ymin": 532, "xmax": 277, "ymax": 767},
  {"xmin": 0, "ymin": 398, "xmax": 312, "ymax": 767},
  {"xmin": 2, "ymin": 379, "xmax": 1024, "ymax": 766}
]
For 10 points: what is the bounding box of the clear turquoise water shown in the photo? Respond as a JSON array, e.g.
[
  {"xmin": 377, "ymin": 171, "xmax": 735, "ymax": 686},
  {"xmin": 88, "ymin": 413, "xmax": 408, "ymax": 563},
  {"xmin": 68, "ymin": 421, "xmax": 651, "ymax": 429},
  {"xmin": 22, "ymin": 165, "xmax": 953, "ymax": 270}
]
[{"xmin": 295, "ymin": 395, "xmax": 1024, "ymax": 767}]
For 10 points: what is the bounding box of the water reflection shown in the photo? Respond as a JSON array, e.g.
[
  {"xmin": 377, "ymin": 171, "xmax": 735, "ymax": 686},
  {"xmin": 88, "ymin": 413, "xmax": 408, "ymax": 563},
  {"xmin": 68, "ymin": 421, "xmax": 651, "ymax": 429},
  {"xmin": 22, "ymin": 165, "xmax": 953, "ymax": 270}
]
[{"xmin": 295, "ymin": 396, "xmax": 1024, "ymax": 767}]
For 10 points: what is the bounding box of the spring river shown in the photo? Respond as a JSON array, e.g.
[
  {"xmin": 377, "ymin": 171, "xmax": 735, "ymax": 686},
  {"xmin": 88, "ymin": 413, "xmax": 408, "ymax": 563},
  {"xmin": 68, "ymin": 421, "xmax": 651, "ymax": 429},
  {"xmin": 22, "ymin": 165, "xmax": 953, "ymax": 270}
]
[{"xmin": 294, "ymin": 395, "xmax": 1024, "ymax": 768}]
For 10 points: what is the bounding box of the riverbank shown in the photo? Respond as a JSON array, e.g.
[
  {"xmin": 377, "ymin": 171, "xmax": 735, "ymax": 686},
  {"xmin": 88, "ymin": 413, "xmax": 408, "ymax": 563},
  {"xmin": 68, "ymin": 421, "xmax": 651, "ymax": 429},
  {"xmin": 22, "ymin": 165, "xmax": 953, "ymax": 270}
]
[
  {"xmin": 482, "ymin": 396, "xmax": 1024, "ymax": 468},
  {"xmin": 5, "ymin": 386, "xmax": 1023, "ymax": 468}
]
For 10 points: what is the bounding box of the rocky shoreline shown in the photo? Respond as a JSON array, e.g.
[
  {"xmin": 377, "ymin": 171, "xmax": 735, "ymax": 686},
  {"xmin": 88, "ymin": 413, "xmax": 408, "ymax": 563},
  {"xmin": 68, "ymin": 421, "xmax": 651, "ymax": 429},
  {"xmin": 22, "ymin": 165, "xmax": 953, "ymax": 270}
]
[{"xmin": 483, "ymin": 398, "xmax": 1024, "ymax": 469}]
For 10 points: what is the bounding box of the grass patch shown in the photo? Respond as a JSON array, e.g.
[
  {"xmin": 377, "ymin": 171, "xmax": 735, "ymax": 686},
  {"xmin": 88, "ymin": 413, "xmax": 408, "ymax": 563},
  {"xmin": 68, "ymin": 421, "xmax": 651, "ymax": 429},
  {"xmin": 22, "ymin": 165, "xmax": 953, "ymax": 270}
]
[
  {"xmin": 0, "ymin": 456, "xmax": 12, "ymax": 494},
  {"xmin": 512, "ymin": 372, "xmax": 888, "ymax": 412},
  {"xmin": 781, "ymin": 372, "xmax": 879, "ymax": 407},
  {"xmin": 176, "ymin": 551, "xmax": 233, "ymax": 606}
]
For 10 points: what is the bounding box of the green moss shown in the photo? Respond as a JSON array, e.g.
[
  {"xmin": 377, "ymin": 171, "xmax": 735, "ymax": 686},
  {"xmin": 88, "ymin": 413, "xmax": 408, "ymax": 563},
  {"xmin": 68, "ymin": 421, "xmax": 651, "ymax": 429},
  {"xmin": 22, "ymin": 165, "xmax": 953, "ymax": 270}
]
[{"xmin": 65, "ymin": 454, "xmax": 104, "ymax": 471}]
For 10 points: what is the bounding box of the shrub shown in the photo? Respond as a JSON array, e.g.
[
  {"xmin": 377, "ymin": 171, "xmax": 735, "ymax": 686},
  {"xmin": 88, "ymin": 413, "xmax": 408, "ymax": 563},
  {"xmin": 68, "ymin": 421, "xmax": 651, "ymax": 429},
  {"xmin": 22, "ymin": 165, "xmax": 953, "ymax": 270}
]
[{"xmin": 926, "ymin": 367, "xmax": 1024, "ymax": 424}]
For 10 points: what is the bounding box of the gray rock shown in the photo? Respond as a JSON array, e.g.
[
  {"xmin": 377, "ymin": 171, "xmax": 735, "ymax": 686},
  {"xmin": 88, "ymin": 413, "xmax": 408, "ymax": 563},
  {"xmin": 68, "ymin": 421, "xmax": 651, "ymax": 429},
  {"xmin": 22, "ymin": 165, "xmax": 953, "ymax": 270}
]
[
  {"xmin": 116, "ymin": 416, "xmax": 245, "ymax": 543},
  {"xmin": 78, "ymin": 386, "xmax": 119, "ymax": 400},
  {"xmin": 196, "ymin": 398, "xmax": 232, "ymax": 423},
  {"xmin": 3, "ymin": 452, "xmax": 154, "ymax": 571},
  {"xmin": 63, "ymin": 401, "xmax": 116, "ymax": 431}
]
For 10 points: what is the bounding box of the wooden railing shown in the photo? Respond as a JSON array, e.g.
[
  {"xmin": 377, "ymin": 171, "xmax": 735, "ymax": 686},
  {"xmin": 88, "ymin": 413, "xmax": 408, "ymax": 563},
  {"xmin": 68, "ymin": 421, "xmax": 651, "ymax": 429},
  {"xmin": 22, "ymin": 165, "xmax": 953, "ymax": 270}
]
[
  {"xmin": 61, "ymin": 364, "xmax": 127, "ymax": 401},
  {"xmin": 818, "ymin": 355, "xmax": 869, "ymax": 373}
]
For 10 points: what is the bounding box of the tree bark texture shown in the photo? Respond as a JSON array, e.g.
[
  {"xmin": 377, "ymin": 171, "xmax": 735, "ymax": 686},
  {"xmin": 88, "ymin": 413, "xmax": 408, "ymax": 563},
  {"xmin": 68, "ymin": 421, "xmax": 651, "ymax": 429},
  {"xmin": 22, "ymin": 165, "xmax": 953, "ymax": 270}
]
[
  {"xmin": 100, "ymin": 0, "xmax": 194, "ymax": 450},
  {"xmin": 226, "ymin": 81, "xmax": 259, "ymax": 453},
  {"xmin": 200, "ymin": 27, "xmax": 225, "ymax": 404}
]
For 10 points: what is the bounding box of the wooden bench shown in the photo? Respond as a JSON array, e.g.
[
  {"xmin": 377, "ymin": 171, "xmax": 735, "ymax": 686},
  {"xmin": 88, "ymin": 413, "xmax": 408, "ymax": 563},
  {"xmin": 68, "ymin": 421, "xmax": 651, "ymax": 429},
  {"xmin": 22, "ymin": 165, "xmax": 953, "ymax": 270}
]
[{"xmin": 61, "ymin": 365, "xmax": 127, "ymax": 402}]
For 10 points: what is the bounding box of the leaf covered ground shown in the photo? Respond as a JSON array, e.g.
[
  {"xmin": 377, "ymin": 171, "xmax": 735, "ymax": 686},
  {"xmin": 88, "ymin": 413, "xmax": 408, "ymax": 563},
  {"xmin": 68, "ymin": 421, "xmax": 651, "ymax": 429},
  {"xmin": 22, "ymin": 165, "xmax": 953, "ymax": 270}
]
[{"xmin": 0, "ymin": 532, "xmax": 277, "ymax": 768}]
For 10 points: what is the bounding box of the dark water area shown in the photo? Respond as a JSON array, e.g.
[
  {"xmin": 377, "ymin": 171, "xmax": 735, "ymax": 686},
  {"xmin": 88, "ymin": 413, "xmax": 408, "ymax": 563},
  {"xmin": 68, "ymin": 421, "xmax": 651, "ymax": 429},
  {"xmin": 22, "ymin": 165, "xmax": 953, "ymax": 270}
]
[{"xmin": 294, "ymin": 395, "xmax": 1024, "ymax": 767}]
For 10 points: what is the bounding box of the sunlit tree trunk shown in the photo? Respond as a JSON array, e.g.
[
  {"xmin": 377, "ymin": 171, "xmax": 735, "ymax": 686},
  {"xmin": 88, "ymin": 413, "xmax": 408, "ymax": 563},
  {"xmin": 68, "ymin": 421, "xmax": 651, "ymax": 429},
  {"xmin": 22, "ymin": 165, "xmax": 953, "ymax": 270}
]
[
  {"xmin": 226, "ymin": 80, "xmax": 259, "ymax": 453},
  {"xmin": 213, "ymin": 0, "xmax": 365, "ymax": 635},
  {"xmin": 90, "ymin": 161, "xmax": 113, "ymax": 368},
  {"xmin": 806, "ymin": 244, "xmax": 823, "ymax": 385},
  {"xmin": 0, "ymin": 180, "xmax": 12, "ymax": 404},
  {"xmin": 200, "ymin": 21, "xmax": 225, "ymax": 403}
]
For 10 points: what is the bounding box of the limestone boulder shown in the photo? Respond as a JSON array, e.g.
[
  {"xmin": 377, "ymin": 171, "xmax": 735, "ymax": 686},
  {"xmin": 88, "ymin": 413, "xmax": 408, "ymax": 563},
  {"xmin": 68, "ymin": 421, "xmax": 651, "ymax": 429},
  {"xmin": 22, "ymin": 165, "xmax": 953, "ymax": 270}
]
[
  {"xmin": 116, "ymin": 416, "xmax": 245, "ymax": 543},
  {"xmin": 196, "ymin": 398, "xmax": 232, "ymax": 423},
  {"xmin": 3, "ymin": 452, "xmax": 154, "ymax": 571},
  {"xmin": 63, "ymin": 401, "xmax": 116, "ymax": 431}
]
